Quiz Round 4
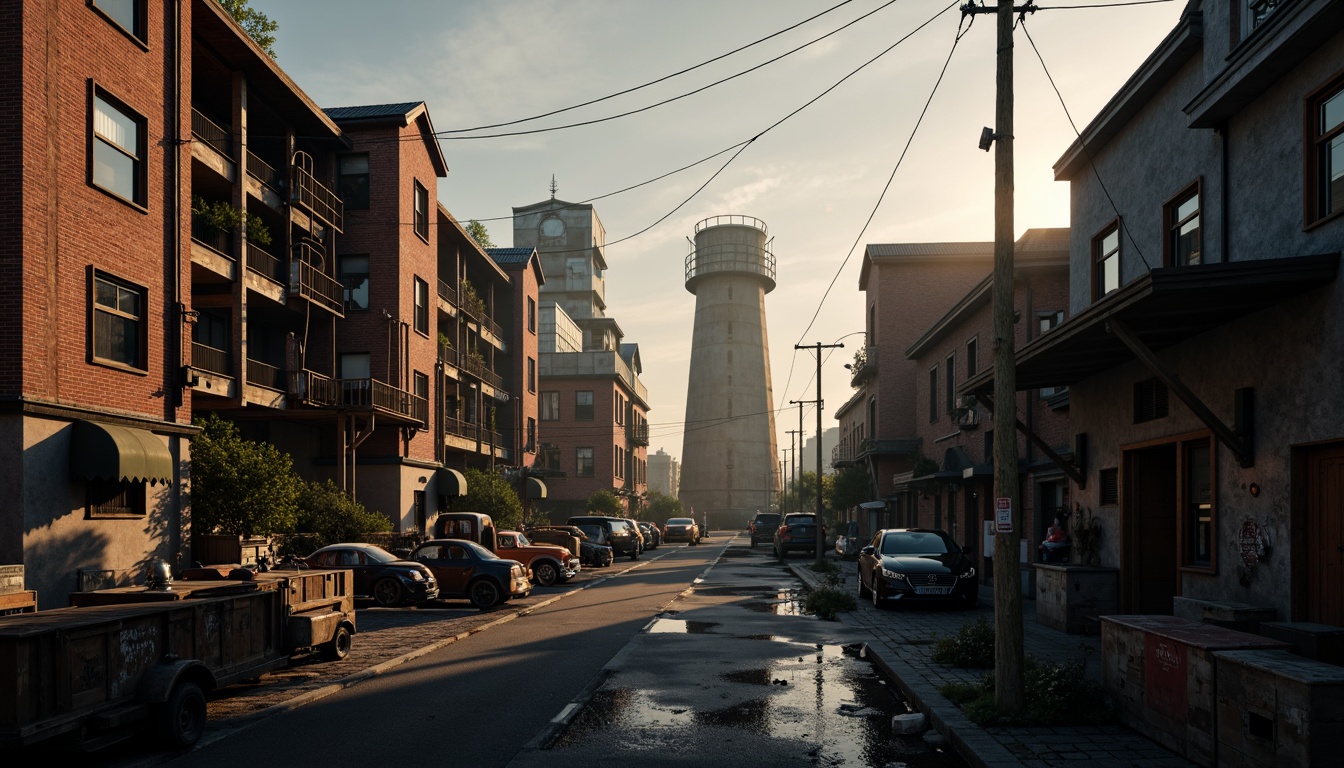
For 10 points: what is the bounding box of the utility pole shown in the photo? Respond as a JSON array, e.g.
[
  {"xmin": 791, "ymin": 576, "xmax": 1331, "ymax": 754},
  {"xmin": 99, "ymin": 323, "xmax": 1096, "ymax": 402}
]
[
  {"xmin": 963, "ymin": 0, "xmax": 1033, "ymax": 715},
  {"xmin": 789, "ymin": 398, "xmax": 816, "ymax": 520},
  {"xmin": 796, "ymin": 342, "xmax": 843, "ymax": 564},
  {"xmin": 786, "ymin": 431, "xmax": 800, "ymax": 514}
]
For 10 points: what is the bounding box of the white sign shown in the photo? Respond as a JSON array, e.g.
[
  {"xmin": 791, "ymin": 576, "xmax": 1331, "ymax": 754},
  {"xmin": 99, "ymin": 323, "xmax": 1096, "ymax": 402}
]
[{"xmin": 995, "ymin": 497, "xmax": 1013, "ymax": 534}]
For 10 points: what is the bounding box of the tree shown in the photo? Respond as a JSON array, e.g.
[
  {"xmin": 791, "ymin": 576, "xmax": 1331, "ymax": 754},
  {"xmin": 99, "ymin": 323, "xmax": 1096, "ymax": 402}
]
[
  {"xmin": 190, "ymin": 414, "xmax": 301, "ymax": 538},
  {"xmin": 830, "ymin": 465, "xmax": 872, "ymax": 513},
  {"xmin": 645, "ymin": 490, "xmax": 683, "ymax": 522},
  {"xmin": 447, "ymin": 468, "xmax": 523, "ymax": 530},
  {"xmin": 217, "ymin": 0, "xmax": 278, "ymax": 58},
  {"xmin": 465, "ymin": 220, "xmax": 494, "ymax": 249},
  {"xmin": 586, "ymin": 490, "xmax": 623, "ymax": 516},
  {"xmin": 293, "ymin": 479, "xmax": 391, "ymax": 550}
]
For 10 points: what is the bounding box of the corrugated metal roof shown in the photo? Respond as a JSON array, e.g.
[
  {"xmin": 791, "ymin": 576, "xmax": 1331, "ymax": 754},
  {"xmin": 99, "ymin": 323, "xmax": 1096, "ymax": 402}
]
[
  {"xmin": 325, "ymin": 102, "xmax": 424, "ymax": 121},
  {"xmin": 486, "ymin": 247, "xmax": 535, "ymax": 266},
  {"xmin": 866, "ymin": 242, "xmax": 994, "ymax": 258}
]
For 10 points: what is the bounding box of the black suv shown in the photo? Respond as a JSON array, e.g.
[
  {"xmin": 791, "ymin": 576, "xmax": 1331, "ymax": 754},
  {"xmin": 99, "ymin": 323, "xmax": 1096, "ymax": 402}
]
[
  {"xmin": 773, "ymin": 513, "xmax": 823, "ymax": 559},
  {"xmin": 566, "ymin": 516, "xmax": 641, "ymax": 560},
  {"xmin": 748, "ymin": 512, "xmax": 781, "ymax": 548}
]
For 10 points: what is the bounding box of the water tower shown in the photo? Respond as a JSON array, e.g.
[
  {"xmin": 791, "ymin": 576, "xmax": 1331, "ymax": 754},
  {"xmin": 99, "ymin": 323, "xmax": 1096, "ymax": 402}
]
[{"xmin": 679, "ymin": 216, "xmax": 780, "ymax": 530}]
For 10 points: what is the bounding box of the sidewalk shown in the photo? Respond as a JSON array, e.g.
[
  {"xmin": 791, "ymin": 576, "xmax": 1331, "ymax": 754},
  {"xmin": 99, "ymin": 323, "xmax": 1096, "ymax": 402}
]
[{"xmin": 788, "ymin": 557, "xmax": 1197, "ymax": 768}]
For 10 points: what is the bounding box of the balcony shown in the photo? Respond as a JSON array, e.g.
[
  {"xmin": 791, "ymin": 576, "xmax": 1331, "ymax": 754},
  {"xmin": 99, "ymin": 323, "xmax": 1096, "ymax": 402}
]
[
  {"xmin": 627, "ymin": 422, "xmax": 649, "ymax": 446},
  {"xmin": 191, "ymin": 108, "xmax": 232, "ymax": 159},
  {"xmin": 289, "ymin": 245, "xmax": 344, "ymax": 317},
  {"xmin": 338, "ymin": 378, "xmax": 426, "ymax": 426},
  {"xmin": 246, "ymin": 241, "xmax": 284, "ymax": 282},
  {"xmin": 191, "ymin": 215, "xmax": 235, "ymax": 257},
  {"xmin": 191, "ymin": 343, "xmax": 232, "ymax": 377},
  {"xmin": 246, "ymin": 151, "xmax": 284, "ymax": 192},
  {"xmin": 848, "ymin": 345, "xmax": 878, "ymax": 387},
  {"xmin": 290, "ymin": 151, "xmax": 343, "ymax": 233},
  {"xmin": 460, "ymin": 353, "xmax": 503, "ymax": 389},
  {"xmin": 247, "ymin": 358, "xmax": 285, "ymax": 391}
]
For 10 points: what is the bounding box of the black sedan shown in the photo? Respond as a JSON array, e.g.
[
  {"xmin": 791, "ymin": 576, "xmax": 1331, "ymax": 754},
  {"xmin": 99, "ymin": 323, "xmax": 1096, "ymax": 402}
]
[
  {"xmin": 857, "ymin": 529, "xmax": 978, "ymax": 609},
  {"xmin": 306, "ymin": 542, "xmax": 439, "ymax": 607},
  {"xmin": 637, "ymin": 521, "xmax": 662, "ymax": 549}
]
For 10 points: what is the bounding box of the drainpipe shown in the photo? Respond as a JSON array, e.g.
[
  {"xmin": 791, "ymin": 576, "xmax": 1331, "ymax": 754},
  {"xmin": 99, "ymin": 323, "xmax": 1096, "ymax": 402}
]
[
  {"xmin": 1220, "ymin": 122, "xmax": 1230, "ymax": 263},
  {"xmin": 170, "ymin": 0, "xmax": 182, "ymax": 415}
]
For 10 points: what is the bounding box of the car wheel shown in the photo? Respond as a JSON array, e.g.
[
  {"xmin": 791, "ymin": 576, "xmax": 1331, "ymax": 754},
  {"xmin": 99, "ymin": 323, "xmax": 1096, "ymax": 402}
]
[
  {"xmin": 857, "ymin": 569, "xmax": 870, "ymax": 598},
  {"xmin": 534, "ymin": 560, "xmax": 559, "ymax": 587},
  {"xmin": 629, "ymin": 548, "xmax": 640, "ymax": 561},
  {"xmin": 322, "ymin": 623, "xmax": 353, "ymax": 661},
  {"xmin": 156, "ymin": 680, "xmax": 206, "ymax": 748},
  {"xmin": 871, "ymin": 575, "xmax": 884, "ymax": 609},
  {"xmin": 372, "ymin": 577, "xmax": 403, "ymax": 608},
  {"xmin": 469, "ymin": 578, "xmax": 502, "ymax": 609}
]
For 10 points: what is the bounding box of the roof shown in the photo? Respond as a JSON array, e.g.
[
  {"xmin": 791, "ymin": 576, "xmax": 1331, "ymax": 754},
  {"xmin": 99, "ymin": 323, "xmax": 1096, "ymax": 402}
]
[
  {"xmin": 327, "ymin": 101, "xmax": 449, "ymax": 177},
  {"xmin": 486, "ymin": 247, "xmax": 536, "ymax": 265},
  {"xmin": 619, "ymin": 343, "xmax": 642, "ymax": 375},
  {"xmin": 324, "ymin": 102, "xmax": 426, "ymax": 121},
  {"xmin": 859, "ymin": 242, "xmax": 995, "ymax": 290},
  {"xmin": 961, "ymin": 253, "xmax": 1340, "ymax": 395}
]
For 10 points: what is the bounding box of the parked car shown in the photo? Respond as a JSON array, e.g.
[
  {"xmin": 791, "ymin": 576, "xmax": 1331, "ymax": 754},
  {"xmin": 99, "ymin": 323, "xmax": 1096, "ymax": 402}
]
[
  {"xmin": 562, "ymin": 524, "xmax": 618, "ymax": 567},
  {"xmin": 637, "ymin": 521, "xmax": 662, "ymax": 549},
  {"xmin": 748, "ymin": 512, "xmax": 781, "ymax": 548},
  {"xmin": 624, "ymin": 518, "xmax": 646, "ymax": 554},
  {"xmin": 773, "ymin": 513, "xmax": 823, "ymax": 559},
  {"xmin": 663, "ymin": 517, "xmax": 700, "ymax": 545},
  {"xmin": 408, "ymin": 539, "xmax": 531, "ymax": 609},
  {"xmin": 524, "ymin": 525, "xmax": 581, "ymax": 560},
  {"xmin": 305, "ymin": 542, "xmax": 439, "ymax": 607},
  {"xmin": 495, "ymin": 530, "xmax": 578, "ymax": 586},
  {"xmin": 856, "ymin": 528, "xmax": 978, "ymax": 609},
  {"xmin": 567, "ymin": 516, "xmax": 641, "ymax": 560}
]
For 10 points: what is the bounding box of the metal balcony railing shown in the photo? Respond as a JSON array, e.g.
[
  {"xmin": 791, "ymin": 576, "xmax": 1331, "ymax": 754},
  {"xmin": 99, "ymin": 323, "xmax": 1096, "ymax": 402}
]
[
  {"xmin": 627, "ymin": 423, "xmax": 649, "ymax": 446},
  {"xmin": 460, "ymin": 354, "xmax": 503, "ymax": 389},
  {"xmin": 337, "ymin": 378, "xmax": 426, "ymax": 426},
  {"xmin": 437, "ymin": 278, "xmax": 456, "ymax": 306},
  {"xmin": 849, "ymin": 345, "xmax": 878, "ymax": 386},
  {"xmin": 247, "ymin": 358, "xmax": 284, "ymax": 391},
  {"xmin": 289, "ymin": 369, "xmax": 338, "ymax": 405},
  {"xmin": 289, "ymin": 246, "xmax": 344, "ymax": 316},
  {"xmin": 246, "ymin": 151, "xmax": 284, "ymax": 191},
  {"xmin": 246, "ymin": 241, "xmax": 284, "ymax": 282},
  {"xmin": 191, "ymin": 215, "xmax": 234, "ymax": 256},
  {"xmin": 190, "ymin": 108, "xmax": 232, "ymax": 158},
  {"xmin": 438, "ymin": 344, "xmax": 458, "ymax": 368},
  {"xmin": 290, "ymin": 151, "xmax": 344, "ymax": 233},
  {"xmin": 191, "ymin": 343, "xmax": 231, "ymax": 377}
]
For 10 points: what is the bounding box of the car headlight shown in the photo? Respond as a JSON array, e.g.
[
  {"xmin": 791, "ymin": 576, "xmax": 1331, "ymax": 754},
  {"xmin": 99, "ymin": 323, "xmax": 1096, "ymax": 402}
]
[
  {"xmin": 881, "ymin": 567, "xmax": 905, "ymax": 580},
  {"xmin": 408, "ymin": 570, "xmax": 424, "ymax": 581},
  {"xmin": 959, "ymin": 567, "xmax": 976, "ymax": 579}
]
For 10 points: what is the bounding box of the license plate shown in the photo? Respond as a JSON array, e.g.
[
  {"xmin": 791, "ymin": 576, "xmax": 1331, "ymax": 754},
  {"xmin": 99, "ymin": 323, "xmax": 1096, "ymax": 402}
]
[{"xmin": 913, "ymin": 586, "xmax": 953, "ymax": 595}]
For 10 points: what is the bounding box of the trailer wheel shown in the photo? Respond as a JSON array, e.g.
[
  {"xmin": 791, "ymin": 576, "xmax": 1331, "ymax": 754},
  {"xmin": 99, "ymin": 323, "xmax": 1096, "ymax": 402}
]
[
  {"xmin": 157, "ymin": 680, "xmax": 206, "ymax": 748},
  {"xmin": 322, "ymin": 624, "xmax": 353, "ymax": 661}
]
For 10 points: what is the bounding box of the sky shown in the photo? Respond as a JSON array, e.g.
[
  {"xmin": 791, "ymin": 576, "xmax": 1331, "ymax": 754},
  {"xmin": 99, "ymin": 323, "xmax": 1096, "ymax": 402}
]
[{"xmin": 258, "ymin": 0, "xmax": 1186, "ymax": 466}]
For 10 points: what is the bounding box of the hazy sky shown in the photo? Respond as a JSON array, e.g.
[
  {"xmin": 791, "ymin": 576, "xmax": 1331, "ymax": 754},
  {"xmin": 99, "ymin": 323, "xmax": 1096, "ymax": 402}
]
[{"xmin": 259, "ymin": 0, "xmax": 1184, "ymax": 465}]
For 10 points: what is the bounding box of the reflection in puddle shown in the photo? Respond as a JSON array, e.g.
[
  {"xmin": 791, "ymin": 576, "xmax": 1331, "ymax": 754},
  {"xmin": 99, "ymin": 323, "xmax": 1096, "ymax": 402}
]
[
  {"xmin": 647, "ymin": 617, "xmax": 718, "ymax": 634},
  {"xmin": 555, "ymin": 643, "xmax": 965, "ymax": 766}
]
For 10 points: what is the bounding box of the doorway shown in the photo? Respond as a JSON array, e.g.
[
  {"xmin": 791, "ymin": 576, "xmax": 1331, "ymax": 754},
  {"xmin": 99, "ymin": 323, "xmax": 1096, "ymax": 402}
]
[
  {"xmin": 1123, "ymin": 444, "xmax": 1178, "ymax": 614},
  {"xmin": 1300, "ymin": 442, "xmax": 1344, "ymax": 625}
]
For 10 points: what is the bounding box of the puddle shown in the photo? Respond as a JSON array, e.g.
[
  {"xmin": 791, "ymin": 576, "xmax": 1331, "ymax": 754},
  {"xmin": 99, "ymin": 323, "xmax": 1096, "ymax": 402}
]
[
  {"xmin": 740, "ymin": 588, "xmax": 804, "ymax": 616},
  {"xmin": 647, "ymin": 617, "xmax": 718, "ymax": 634},
  {"xmin": 554, "ymin": 642, "xmax": 966, "ymax": 766}
]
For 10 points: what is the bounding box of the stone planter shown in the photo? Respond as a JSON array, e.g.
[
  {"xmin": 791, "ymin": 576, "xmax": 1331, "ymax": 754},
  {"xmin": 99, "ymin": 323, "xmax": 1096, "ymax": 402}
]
[{"xmin": 1034, "ymin": 563, "xmax": 1118, "ymax": 634}]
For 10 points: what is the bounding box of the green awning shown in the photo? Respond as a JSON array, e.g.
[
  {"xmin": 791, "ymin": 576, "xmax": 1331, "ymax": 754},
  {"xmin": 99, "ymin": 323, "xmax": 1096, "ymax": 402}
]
[
  {"xmin": 70, "ymin": 420, "xmax": 174, "ymax": 485},
  {"xmin": 525, "ymin": 477, "xmax": 547, "ymax": 499},
  {"xmin": 437, "ymin": 467, "xmax": 467, "ymax": 497}
]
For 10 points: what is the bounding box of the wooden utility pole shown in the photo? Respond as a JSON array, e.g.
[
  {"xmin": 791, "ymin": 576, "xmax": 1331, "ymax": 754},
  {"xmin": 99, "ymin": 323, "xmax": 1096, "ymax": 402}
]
[
  {"xmin": 795, "ymin": 342, "xmax": 842, "ymax": 564},
  {"xmin": 963, "ymin": 0, "xmax": 1032, "ymax": 714}
]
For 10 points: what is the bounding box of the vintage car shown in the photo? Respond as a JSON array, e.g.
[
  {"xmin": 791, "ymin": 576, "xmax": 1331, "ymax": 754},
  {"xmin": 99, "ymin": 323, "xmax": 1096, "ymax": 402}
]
[
  {"xmin": 857, "ymin": 528, "xmax": 978, "ymax": 609},
  {"xmin": 305, "ymin": 542, "xmax": 439, "ymax": 607},
  {"xmin": 495, "ymin": 530, "xmax": 578, "ymax": 586},
  {"xmin": 408, "ymin": 539, "xmax": 531, "ymax": 609}
]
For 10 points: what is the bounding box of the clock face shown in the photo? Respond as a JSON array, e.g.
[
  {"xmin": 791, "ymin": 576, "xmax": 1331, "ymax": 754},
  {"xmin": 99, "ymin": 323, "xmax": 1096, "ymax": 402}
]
[{"xmin": 541, "ymin": 217, "xmax": 566, "ymax": 238}]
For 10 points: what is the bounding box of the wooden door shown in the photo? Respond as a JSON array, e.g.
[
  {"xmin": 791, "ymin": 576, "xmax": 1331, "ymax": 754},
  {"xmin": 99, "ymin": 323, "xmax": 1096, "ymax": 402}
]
[
  {"xmin": 1125, "ymin": 444, "xmax": 1178, "ymax": 614},
  {"xmin": 1306, "ymin": 444, "xmax": 1344, "ymax": 625}
]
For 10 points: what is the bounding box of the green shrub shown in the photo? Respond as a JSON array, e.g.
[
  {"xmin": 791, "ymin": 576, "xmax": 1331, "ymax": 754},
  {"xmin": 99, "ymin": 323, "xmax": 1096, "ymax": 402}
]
[
  {"xmin": 931, "ymin": 616, "xmax": 995, "ymax": 669},
  {"xmin": 804, "ymin": 585, "xmax": 856, "ymax": 620},
  {"xmin": 292, "ymin": 479, "xmax": 391, "ymax": 550},
  {"xmin": 938, "ymin": 657, "xmax": 1118, "ymax": 727},
  {"xmin": 810, "ymin": 558, "xmax": 839, "ymax": 575}
]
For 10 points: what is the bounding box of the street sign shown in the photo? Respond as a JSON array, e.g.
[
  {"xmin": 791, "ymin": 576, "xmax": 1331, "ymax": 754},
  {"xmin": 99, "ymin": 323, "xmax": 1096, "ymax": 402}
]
[{"xmin": 995, "ymin": 497, "xmax": 1013, "ymax": 534}]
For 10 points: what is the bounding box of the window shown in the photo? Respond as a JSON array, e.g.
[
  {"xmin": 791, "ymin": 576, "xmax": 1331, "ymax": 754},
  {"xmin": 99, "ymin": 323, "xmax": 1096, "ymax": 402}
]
[
  {"xmin": 1164, "ymin": 183, "xmax": 1202, "ymax": 266},
  {"xmin": 527, "ymin": 297, "xmax": 537, "ymax": 333},
  {"xmin": 94, "ymin": 0, "xmax": 145, "ymax": 43},
  {"xmin": 1134, "ymin": 378, "xmax": 1170, "ymax": 423},
  {"xmin": 1183, "ymin": 439, "xmax": 1214, "ymax": 569},
  {"xmin": 88, "ymin": 477, "xmax": 146, "ymax": 518},
  {"xmin": 1038, "ymin": 312, "xmax": 1066, "ymax": 397},
  {"xmin": 614, "ymin": 444, "xmax": 622, "ymax": 478},
  {"xmin": 413, "ymin": 277, "xmax": 429, "ymax": 335},
  {"xmin": 339, "ymin": 154, "xmax": 370, "ymax": 210},
  {"xmin": 928, "ymin": 366, "xmax": 938, "ymax": 422},
  {"xmin": 526, "ymin": 418, "xmax": 536, "ymax": 452},
  {"xmin": 340, "ymin": 352, "xmax": 370, "ymax": 379},
  {"xmin": 538, "ymin": 443, "xmax": 560, "ymax": 471},
  {"xmin": 944, "ymin": 355, "xmax": 955, "ymax": 415},
  {"xmin": 1099, "ymin": 468, "xmax": 1119, "ymax": 505},
  {"xmin": 527, "ymin": 357, "xmax": 536, "ymax": 393},
  {"xmin": 340, "ymin": 255, "xmax": 369, "ymax": 311},
  {"xmin": 576, "ymin": 447, "xmax": 594, "ymax": 477},
  {"xmin": 91, "ymin": 86, "xmax": 146, "ymax": 206},
  {"xmin": 92, "ymin": 271, "xmax": 145, "ymax": 369},
  {"xmin": 540, "ymin": 392, "xmax": 560, "ymax": 420},
  {"xmin": 1308, "ymin": 76, "xmax": 1344, "ymax": 226},
  {"xmin": 413, "ymin": 181, "xmax": 429, "ymax": 240},
  {"xmin": 966, "ymin": 337, "xmax": 977, "ymax": 377},
  {"xmin": 1241, "ymin": 0, "xmax": 1281, "ymax": 38},
  {"xmin": 1092, "ymin": 223, "xmax": 1120, "ymax": 299},
  {"xmin": 575, "ymin": 390, "xmax": 594, "ymax": 421},
  {"xmin": 414, "ymin": 370, "xmax": 429, "ymax": 403}
]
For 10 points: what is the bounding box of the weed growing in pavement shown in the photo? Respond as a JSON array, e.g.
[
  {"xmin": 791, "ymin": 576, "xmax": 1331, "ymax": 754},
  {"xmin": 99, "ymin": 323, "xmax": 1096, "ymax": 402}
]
[
  {"xmin": 809, "ymin": 558, "xmax": 839, "ymax": 576},
  {"xmin": 803, "ymin": 585, "xmax": 856, "ymax": 620},
  {"xmin": 931, "ymin": 616, "xmax": 994, "ymax": 669},
  {"xmin": 938, "ymin": 657, "xmax": 1118, "ymax": 726}
]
